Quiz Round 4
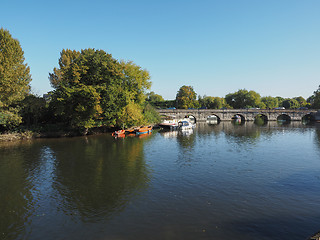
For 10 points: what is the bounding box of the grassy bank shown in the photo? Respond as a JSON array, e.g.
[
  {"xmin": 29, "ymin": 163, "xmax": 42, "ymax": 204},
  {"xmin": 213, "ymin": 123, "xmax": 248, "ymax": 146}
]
[{"xmin": 0, "ymin": 131, "xmax": 37, "ymax": 142}]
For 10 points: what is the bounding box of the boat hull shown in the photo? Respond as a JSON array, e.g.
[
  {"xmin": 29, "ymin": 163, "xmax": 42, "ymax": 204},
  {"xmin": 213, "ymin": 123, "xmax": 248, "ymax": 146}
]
[{"xmin": 135, "ymin": 126, "xmax": 153, "ymax": 135}]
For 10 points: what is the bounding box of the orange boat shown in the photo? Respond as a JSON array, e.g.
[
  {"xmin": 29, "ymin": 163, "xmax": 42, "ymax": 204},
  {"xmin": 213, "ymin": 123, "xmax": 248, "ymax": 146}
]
[
  {"xmin": 125, "ymin": 128, "xmax": 136, "ymax": 134},
  {"xmin": 135, "ymin": 126, "xmax": 152, "ymax": 135},
  {"xmin": 112, "ymin": 129, "xmax": 125, "ymax": 137}
]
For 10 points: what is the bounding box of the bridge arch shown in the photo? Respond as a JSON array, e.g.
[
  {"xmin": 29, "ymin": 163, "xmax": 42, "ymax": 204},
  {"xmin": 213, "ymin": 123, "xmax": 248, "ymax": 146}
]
[
  {"xmin": 185, "ymin": 115, "xmax": 196, "ymax": 123},
  {"xmin": 206, "ymin": 114, "xmax": 221, "ymax": 124},
  {"xmin": 156, "ymin": 109, "xmax": 317, "ymax": 122},
  {"xmin": 277, "ymin": 114, "xmax": 291, "ymax": 123},
  {"xmin": 302, "ymin": 114, "xmax": 315, "ymax": 123},
  {"xmin": 232, "ymin": 114, "xmax": 245, "ymax": 122},
  {"xmin": 254, "ymin": 114, "xmax": 268, "ymax": 125}
]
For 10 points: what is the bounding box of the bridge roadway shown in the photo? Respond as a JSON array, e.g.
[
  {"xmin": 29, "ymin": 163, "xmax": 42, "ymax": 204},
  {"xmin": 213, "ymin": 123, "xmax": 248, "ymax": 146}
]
[{"xmin": 157, "ymin": 109, "xmax": 318, "ymax": 122}]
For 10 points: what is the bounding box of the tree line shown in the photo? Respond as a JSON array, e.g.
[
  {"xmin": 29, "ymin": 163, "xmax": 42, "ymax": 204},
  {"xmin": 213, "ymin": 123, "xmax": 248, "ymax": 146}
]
[
  {"xmin": 0, "ymin": 28, "xmax": 159, "ymax": 134},
  {"xmin": 1, "ymin": 28, "xmax": 319, "ymax": 134},
  {"xmin": 147, "ymin": 85, "xmax": 320, "ymax": 110}
]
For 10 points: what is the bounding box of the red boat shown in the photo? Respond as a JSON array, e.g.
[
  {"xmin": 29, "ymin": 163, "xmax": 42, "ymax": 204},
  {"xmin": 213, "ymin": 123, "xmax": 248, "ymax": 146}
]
[{"xmin": 112, "ymin": 129, "xmax": 125, "ymax": 137}]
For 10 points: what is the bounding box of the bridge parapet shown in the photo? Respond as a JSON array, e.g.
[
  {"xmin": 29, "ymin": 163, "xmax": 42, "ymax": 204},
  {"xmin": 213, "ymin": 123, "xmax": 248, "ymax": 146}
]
[{"xmin": 156, "ymin": 109, "xmax": 318, "ymax": 122}]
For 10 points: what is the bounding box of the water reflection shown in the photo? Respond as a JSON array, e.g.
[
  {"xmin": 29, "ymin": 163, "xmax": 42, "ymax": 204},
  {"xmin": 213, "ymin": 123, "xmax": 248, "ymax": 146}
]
[
  {"xmin": 0, "ymin": 141, "xmax": 44, "ymax": 239},
  {"xmin": 0, "ymin": 134, "xmax": 152, "ymax": 239},
  {"xmin": 50, "ymin": 135, "xmax": 151, "ymax": 221},
  {"xmin": 314, "ymin": 126, "xmax": 320, "ymax": 152},
  {"xmin": 1, "ymin": 123, "xmax": 320, "ymax": 240}
]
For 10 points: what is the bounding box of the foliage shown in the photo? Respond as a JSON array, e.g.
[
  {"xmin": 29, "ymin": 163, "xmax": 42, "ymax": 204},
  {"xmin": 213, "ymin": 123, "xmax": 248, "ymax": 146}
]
[
  {"xmin": 50, "ymin": 84, "xmax": 103, "ymax": 131},
  {"xmin": 307, "ymin": 95, "xmax": 315, "ymax": 104},
  {"xmin": 120, "ymin": 60, "xmax": 151, "ymax": 105},
  {"xmin": 20, "ymin": 95, "xmax": 46, "ymax": 126},
  {"xmin": 49, "ymin": 48, "xmax": 151, "ymax": 131},
  {"xmin": 225, "ymin": 89, "xmax": 261, "ymax": 109},
  {"xmin": 312, "ymin": 85, "xmax": 320, "ymax": 109},
  {"xmin": 148, "ymin": 100, "xmax": 175, "ymax": 109},
  {"xmin": 198, "ymin": 96, "xmax": 226, "ymax": 109},
  {"xmin": 0, "ymin": 28, "xmax": 31, "ymax": 108},
  {"xmin": 176, "ymin": 85, "xmax": 199, "ymax": 109},
  {"xmin": 0, "ymin": 109, "xmax": 22, "ymax": 131},
  {"xmin": 281, "ymin": 98, "xmax": 300, "ymax": 109},
  {"xmin": 116, "ymin": 101, "xmax": 143, "ymax": 128},
  {"xmin": 293, "ymin": 96, "xmax": 306, "ymax": 106},
  {"xmin": 261, "ymin": 96, "xmax": 279, "ymax": 109},
  {"xmin": 142, "ymin": 103, "xmax": 161, "ymax": 124},
  {"xmin": 0, "ymin": 28, "xmax": 31, "ymax": 131},
  {"xmin": 146, "ymin": 91, "xmax": 164, "ymax": 103}
]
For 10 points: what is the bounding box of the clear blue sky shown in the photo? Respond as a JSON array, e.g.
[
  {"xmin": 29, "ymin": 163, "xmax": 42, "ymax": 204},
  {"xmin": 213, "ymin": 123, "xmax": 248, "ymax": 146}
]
[{"xmin": 1, "ymin": 0, "xmax": 319, "ymax": 100}]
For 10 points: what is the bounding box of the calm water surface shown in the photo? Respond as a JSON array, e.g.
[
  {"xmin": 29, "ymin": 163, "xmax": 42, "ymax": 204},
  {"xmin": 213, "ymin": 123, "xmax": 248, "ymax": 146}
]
[{"xmin": 1, "ymin": 122, "xmax": 320, "ymax": 240}]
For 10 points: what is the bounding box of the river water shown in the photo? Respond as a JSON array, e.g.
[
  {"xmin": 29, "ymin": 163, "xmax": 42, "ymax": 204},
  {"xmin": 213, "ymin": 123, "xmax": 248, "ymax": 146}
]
[{"xmin": 1, "ymin": 122, "xmax": 320, "ymax": 240}]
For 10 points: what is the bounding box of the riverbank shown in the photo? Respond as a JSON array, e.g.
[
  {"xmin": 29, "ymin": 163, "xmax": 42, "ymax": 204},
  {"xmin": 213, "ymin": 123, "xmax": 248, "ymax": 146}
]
[
  {"xmin": 0, "ymin": 125, "xmax": 156, "ymax": 142},
  {"xmin": 0, "ymin": 132, "xmax": 37, "ymax": 141}
]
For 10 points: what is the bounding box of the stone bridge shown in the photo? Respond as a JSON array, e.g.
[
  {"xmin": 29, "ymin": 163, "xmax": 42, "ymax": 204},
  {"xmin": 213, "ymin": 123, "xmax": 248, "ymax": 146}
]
[{"xmin": 157, "ymin": 109, "xmax": 318, "ymax": 122}]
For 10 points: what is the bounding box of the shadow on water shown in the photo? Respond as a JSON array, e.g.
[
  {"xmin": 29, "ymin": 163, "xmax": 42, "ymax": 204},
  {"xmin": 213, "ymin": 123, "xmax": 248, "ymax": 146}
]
[
  {"xmin": 0, "ymin": 134, "xmax": 153, "ymax": 239},
  {"xmin": 50, "ymin": 134, "xmax": 152, "ymax": 221},
  {"xmin": 0, "ymin": 140, "xmax": 51, "ymax": 239}
]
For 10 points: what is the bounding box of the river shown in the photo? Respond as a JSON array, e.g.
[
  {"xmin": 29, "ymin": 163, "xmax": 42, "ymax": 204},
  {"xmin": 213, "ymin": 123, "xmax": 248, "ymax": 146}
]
[{"xmin": 1, "ymin": 122, "xmax": 320, "ymax": 240}]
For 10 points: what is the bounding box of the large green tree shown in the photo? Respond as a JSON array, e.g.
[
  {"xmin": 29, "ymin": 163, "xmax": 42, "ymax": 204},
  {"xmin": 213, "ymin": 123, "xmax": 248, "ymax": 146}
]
[
  {"xmin": 311, "ymin": 85, "xmax": 320, "ymax": 109},
  {"xmin": 146, "ymin": 91, "xmax": 164, "ymax": 103},
  {"xmin": 293, "ymin": 96, "xmax": 307, "ymax": 108},
  {"xmin": 199, "ymin": 95, "xmax": 226, "ymax": 109},
  {"xmin": 281, "ymin": 98, "xmax": 300, "ymax": 109},
  {"xmin": 225, "ymin": 89, "xmax": 262, "ymax": 109},
  {"xmin": 176, "ymin": 85, "xmax": 198, "ymax": 109},
  {"xmin": 261, "ymin": 96, "xmax": 279, "ymax": 109},
  {"xmin": 49, "ymin": 48, "xmax": 152, "ymax": 131},
  {"xmin": 0, "ymin": 28, "xmax": 31, "ymax": 130}
]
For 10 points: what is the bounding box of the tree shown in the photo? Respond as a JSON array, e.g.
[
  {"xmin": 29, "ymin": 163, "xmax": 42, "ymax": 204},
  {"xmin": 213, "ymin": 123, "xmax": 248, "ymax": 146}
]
[
  {"xmin": 49, "ymin": 48, "xmax": 152, "ymax": 131},
  {"xmin": 276, "ymin": 96, "xmax": 284, "ymax": 107},
  {"xmin": 0, "ymin": 28, "xmax": 31, "ymax": 130},
  {"xmin": 261, "ymin": 96, "xmax": 278, "ymax": 109},
  {"xmin": 225, "ymin": 89, "xmax": 261, "ymax": 109},
  {"xmin": 293, "ymin": 96, "xmax": 307, "ymax": 107},
  {"xmin": 176, "ymin": 85, "xmax": 198, "ymax": 109},
  {"xmin": 20, "ymin": 94, "xmax": 46, "ymax": 126},
  {"xmin": 282, "ymin": 98, "xmax": 300, "ymax": 109},
  {"xmin": 146, "ymin": 91, "xmax": 164, "ymax": 103},
  {"xmin": 199, "ymin": 95, "xmax": 225, "ymax": 109},
  {"xmin": 312, "ymin": 85, "xmax": 320, "ymax": 109}
]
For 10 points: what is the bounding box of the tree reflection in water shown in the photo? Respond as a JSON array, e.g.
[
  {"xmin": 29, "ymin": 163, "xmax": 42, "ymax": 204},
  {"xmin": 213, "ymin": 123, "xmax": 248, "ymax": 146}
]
[
  {"xmin": 50, "ymin": 135, "xmax": 151, "ymax": 221},
  {"xmin": 0, "ymin": 141, "xmax": 47, "ymax": 239}
]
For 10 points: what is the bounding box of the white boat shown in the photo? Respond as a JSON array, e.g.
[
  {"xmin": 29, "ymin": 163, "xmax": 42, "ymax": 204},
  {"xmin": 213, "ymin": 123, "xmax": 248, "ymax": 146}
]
[
  {"xmin": 158, "ymin": 119, "xmax": 178, "ymax": 129},
  {"xmin": 178, "ymin": 119, "xmax": 195, "ymax": 130},
  {"xmin": 206, "ymin": 115, "xmax": 218, "ymax": 124}
]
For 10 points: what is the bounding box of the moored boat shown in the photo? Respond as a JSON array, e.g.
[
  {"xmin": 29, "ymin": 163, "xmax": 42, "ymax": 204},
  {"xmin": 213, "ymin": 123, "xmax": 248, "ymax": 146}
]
[
  {"xmin": 178, "ymin": 119, "xmax": 195, "ymax": 130},
  {"xmin": 135, "ymin": 126, "xmax": 153, "ymax": 135},
  {"xmin": 112, "ymin": 129, "xmax": 125, "ymax": 137},
  {"xmin": 158, "ymin": 119, "xmax": 178, "ymax": 129}
]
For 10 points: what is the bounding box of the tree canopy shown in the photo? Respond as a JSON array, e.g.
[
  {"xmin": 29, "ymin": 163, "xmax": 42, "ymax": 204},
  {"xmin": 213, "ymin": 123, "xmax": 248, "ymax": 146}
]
[
  {"xmin": 146, "ymin": 91, "xmax": 164, "ymax": 103},
  {"xmin": 49, "ymin": 48, "xmax": 152, "ymax": 131},
  {"xmin": 261, "ymin": 96, "xmax": 278, "ymax": 109},
  {"xmin": 176, "ymin": 85, "xmax": 198, "ymax": 109},
  {"xmin": 281, "ymin": 98, "xmax": 300, "ymax": 109},
  {"xmin": 0, "ymin": 28, "xmax": 31, "ymax": 130},
  {"xmin": 199, "ymin": 95, "xmax": 226, "ymax": 109},
  {"xmin": 311, "ymin": 85, "xmax": 320, "ymax": 109},
  {"xmin": 225, "ymin": 89, "xmax": 262, "ymax": 109}
]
